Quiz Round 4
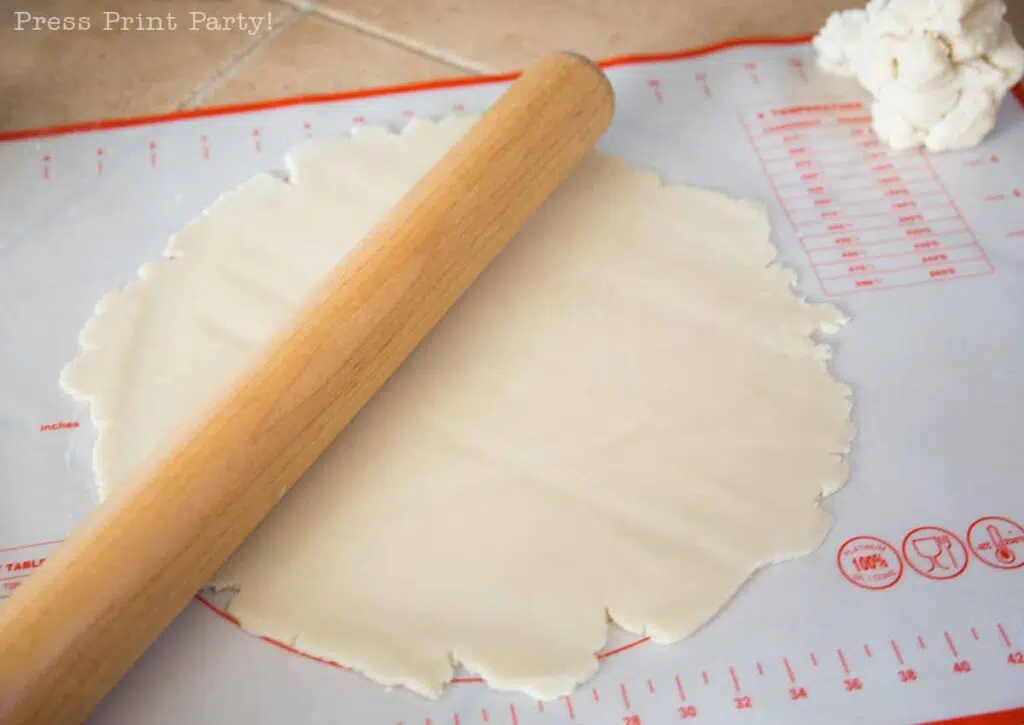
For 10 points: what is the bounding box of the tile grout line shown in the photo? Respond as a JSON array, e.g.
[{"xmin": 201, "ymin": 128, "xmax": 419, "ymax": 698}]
[
  {"xmin": 177, "ymin": 5, "xmax": 306, "ymax": 110},
  {"xmin": 290, "ymin": 0, "xmax": 490, "ymax": 75}
]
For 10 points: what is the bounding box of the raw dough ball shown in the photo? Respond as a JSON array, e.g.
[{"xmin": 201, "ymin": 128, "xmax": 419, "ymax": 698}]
[
  {"xmin": 813, "ymin": 0, "xmax": 1024, "ymax": 152},
  {"xmin": 61, "ymin": 117, "xmax": 853, "ymax": 699}
]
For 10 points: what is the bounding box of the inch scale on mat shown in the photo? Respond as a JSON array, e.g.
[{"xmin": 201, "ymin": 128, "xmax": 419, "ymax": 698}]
[
  {"xmin": 3, "ymin": 539, "xmax": 1023, "ymax": 723},
  {"xmin": 2, "ymin": 41, "xmax": 1023, "ymax": 724},
  {"xmin": 418, "ymin": 622, "xmax": 1024, "ymax": 725}
]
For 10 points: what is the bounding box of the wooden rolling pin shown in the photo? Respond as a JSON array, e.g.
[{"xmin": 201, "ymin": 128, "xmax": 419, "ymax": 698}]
[{"xmin": 0, "ymin": 52, "xmax": 613, "ymax": 724}]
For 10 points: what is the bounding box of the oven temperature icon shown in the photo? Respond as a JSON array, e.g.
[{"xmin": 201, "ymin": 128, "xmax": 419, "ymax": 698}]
[{"xmin": 967, "ymin": 517, "xmax": 1024, "ymax": 570}]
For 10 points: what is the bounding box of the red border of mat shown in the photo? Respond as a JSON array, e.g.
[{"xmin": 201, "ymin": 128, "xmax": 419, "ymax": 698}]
[
  {"xmin": 1, "ymin": 34, "xmax": 1019, "ymax": 144},
  {"xmin": 0, "ymin": 35, "xmax": 820, "ymax": 142},
  {"xmin": 7, "ymin": 35, "xmax": 1024, "ymax": 723},
  {"xmin": 923, "ymin": 710, "xmax": 1024, "ymax": 725}
]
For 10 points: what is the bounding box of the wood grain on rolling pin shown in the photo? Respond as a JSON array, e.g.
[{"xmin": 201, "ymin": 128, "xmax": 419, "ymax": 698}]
[{"xmin": 0, "ymin": 52, "xmax": 614, "ymax": 724}]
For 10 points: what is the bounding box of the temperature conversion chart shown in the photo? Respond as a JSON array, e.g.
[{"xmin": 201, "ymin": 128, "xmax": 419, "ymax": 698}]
[
  {"xmin": 741, "ymin": 101, "xmax": 994, "ymax": 295},
  {"xmin": 1, "ymin": 38, "xmax": 1023, "ymax": 725}
]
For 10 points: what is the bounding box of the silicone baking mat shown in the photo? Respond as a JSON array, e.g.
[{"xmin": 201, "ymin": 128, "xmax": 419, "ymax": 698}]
[{"xmin": 1, "ymin": 37, "xmax": 1023, "ymax": 724}]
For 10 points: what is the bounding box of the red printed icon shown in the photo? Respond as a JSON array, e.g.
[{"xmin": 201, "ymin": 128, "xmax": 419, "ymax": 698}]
[
  {"xmin": 902, "ymin": 526, "xmax": 968, "ymax": 581},
  {"xmin": 967, "ymin": 516, "xmax": 1024, "ymax": 570},
  {"xmin": 837, "ymin": 536, "xmax": 903, "ymax": 590}
]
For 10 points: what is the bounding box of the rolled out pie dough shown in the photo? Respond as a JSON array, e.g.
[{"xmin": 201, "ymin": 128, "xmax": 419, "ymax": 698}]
[{"xmin": 61, "ymin": 116, "xmax": 853, "ymax": 699}]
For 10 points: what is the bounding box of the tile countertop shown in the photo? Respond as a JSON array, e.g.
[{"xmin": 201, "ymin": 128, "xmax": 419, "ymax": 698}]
[{"xmin": 1, "ymin": 0, "xmax": 1023, "ymax": 133}]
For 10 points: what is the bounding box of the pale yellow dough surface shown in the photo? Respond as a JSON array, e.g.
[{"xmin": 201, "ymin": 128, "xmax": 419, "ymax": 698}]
[{"xmin": 61, "ymin": 116, "xmax": 853, "ymax": 699}]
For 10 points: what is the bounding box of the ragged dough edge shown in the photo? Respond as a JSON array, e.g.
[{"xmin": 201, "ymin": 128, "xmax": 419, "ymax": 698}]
[
  {"xmin": 61, "ymin": 115, "xmax": 854, "ymax": 700},
  {"xmin": 60, "ymin": 115, "xmax": 481, "ymax": 496}
]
